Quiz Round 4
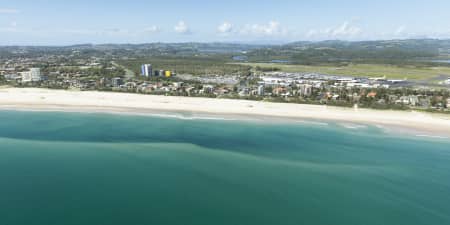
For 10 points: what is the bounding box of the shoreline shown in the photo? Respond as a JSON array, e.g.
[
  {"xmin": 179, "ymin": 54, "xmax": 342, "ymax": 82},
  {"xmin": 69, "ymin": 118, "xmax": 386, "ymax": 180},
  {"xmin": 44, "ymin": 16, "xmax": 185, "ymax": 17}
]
[
  {"xmin": 2, "ymin": 104, "xmax": 448, "ymax": 141},
  {"xmin": 1, "ymin": 88, "xmax": 449, "ymax": 138}
]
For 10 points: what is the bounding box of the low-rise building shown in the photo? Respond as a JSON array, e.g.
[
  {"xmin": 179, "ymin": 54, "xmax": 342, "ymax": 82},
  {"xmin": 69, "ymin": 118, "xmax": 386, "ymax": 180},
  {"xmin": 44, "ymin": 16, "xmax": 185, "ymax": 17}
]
[
  {"xmin": 366, "ymin": 91, "xmax": 377, "ymax": 98},
  {"xmin": 202, "ymin": 85, "xmax": 214, "ymax": 94},
  {"xmin": 396, "ymin": 95, "xmax": 419, "ymax": 106},
  {"xmin": 298, "ymin": 84, "xmax": 313, "ymax": 96},
  {"xmin": 273, "ymin": 87, "xmax": 287, "ymax": 96},
  {"xmin": 3, "ymin": 74, "xmax": 21, "ymax": 81},
  {"xmin": 112, "ymin": 77, "xmax": 123, "ymax": 87},
  {"xmin": 239, "ymin": 88, "xmax": 250, "ymax": 96},
  {"xmin": 214, "ymin": 88, "xmax": 230, "ymax": 95},
  {"xmin": 419, "ymin": 98, "xmax": 431, "ymax": 108}
]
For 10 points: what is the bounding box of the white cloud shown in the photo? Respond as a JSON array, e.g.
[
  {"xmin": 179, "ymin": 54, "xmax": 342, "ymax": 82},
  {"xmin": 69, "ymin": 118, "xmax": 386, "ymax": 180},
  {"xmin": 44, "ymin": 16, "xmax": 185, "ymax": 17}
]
[
  {"xmin": 62, "ymin": 29, "xmax": 98, "ymax": 35},
  {"xmin": 306, "ymin": 21, "xmax": 362, "ymax": 40},
  {"xmin": 331, "ymin": 22, "xmax": 362, "ymax": 36},
  {"xmin": 143, "ymin": 26, "xmax": 161, "ymax": 33},
  {"xmin": 394, "ymin": 26, "xmax": 406, "ymax": 36},
  {"xmin": 0, "ymin": 21, "xmax": 19, "ymax": 33},
  {"xmin": 0, "ymin": 8, "xmax": 19, "ymax": 14},
  {"xmin": 217, "ymin": 21, "xmax": 234, "ymax": 34},
  {"xmin": 174, "ymin": 21, "xmax": 190, "ymax": 34},
  {"xmin": 240, "ymin": 21, "xmax": 288, "ymax": 36}
]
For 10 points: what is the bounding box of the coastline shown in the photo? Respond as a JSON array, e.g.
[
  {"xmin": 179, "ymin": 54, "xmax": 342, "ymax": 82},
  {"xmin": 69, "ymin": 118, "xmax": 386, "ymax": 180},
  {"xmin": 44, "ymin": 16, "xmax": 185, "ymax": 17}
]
[{"xmin": 1, "ymin": 88, "xmax": 449, "ymax": 138}]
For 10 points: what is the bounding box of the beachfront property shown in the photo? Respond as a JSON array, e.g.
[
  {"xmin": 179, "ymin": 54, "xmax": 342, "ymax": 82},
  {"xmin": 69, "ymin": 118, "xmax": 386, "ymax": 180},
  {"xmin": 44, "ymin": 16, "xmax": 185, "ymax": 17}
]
[
  {"xmin": 396, "ymin": 95, "xmax": 419, "ymax": 106},
  {"xmin": 297, "ymin": 84, "xmax": 313, "ymax": 97},
  {"xmin": 20, "ymin": 68, "xmax": 41, "ymax": 83},
  {"xmin": 257, "ymin": 85, "xmax": 265, "ymax": 96},
  {"xmin": 112, "ymin": 77, "xmax": 123, "ymax": 87}
]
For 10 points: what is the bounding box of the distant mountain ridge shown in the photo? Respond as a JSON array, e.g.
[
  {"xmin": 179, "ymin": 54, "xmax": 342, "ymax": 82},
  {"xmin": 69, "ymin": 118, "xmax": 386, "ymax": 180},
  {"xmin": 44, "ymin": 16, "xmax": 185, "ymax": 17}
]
[{"xmin": 1, "ymin": 39, "xmax": 449, "ymax": 65}]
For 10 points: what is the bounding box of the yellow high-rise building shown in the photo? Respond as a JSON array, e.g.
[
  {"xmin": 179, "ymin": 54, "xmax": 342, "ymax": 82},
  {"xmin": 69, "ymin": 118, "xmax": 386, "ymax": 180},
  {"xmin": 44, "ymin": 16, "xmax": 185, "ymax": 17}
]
[{"xmin": 165, "ymin": 71, "xmax": 172, "ymax": 77}]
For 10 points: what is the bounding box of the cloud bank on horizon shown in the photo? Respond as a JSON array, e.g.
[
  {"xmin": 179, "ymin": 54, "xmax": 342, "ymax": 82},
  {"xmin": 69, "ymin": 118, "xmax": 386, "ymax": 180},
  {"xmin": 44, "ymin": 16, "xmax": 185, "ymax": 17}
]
[{"xmin": 0, "ymin": 0, "xmax": 449, "ymax": 45}]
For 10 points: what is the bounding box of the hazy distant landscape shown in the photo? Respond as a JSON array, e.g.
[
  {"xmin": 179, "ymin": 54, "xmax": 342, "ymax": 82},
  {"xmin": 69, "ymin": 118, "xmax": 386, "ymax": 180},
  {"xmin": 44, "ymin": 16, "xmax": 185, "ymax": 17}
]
[{"xmin": 3, "ymin": 39, "xmax": 450, "ymax": 82}]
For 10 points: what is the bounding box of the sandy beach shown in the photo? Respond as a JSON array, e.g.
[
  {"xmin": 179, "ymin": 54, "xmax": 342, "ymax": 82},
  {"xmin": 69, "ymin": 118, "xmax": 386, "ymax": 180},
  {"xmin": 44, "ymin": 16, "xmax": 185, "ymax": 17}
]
[{"xmin": 0, "ymin": 88, "xmax": 449, "ymax": 137}]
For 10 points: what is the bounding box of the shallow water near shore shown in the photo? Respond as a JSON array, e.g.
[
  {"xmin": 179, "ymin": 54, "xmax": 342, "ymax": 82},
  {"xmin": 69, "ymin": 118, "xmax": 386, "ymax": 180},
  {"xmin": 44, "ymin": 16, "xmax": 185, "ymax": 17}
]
[{"xmin": 1, "ymin": 110, "xmax": 450, "ymax": 225}]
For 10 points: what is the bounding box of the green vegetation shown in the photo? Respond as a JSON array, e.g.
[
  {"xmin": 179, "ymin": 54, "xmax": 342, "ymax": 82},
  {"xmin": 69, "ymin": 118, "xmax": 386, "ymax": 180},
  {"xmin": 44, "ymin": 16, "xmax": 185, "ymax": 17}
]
[
  {"xmin": 45, "ymin": 65, "xmax": 125, "ymax": 79},
  {"xmin": 118, "ymin": 56, "xmax": 251, "ymax": 76},
  {"xmin": 246, "ymin": 39, "xmax": 448, "ymax": 65},
  {"xmin": 238, "ymin": 63, "xmax": 450, "ymax": 80}
]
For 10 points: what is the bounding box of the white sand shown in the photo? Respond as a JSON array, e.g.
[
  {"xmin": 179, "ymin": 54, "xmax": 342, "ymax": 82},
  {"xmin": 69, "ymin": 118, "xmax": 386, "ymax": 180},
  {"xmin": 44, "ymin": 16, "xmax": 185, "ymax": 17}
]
[{"xmin": 0, "ymin": 88, "xmax": 449, "ymax": 137}]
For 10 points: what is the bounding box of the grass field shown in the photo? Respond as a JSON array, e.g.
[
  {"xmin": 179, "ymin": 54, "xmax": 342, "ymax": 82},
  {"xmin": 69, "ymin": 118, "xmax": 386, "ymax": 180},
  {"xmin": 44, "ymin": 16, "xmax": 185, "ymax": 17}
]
[{"xmin": 237, "ymin": 63, "xmax": 450, "ymax": 80}]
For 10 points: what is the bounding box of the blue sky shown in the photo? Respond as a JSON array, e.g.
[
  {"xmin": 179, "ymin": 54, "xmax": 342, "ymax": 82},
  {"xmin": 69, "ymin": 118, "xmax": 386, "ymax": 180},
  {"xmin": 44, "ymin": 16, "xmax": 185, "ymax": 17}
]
[{"xmin": 0, "ymin": 0, "xmax": 449, "ymax": 45}]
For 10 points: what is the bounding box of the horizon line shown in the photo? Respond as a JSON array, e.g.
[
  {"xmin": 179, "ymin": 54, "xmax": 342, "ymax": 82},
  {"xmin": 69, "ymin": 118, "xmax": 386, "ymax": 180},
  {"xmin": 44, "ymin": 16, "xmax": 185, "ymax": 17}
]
[{"xmin": 0, "ymin": 38, "xmax": 448, "ymax": 48}]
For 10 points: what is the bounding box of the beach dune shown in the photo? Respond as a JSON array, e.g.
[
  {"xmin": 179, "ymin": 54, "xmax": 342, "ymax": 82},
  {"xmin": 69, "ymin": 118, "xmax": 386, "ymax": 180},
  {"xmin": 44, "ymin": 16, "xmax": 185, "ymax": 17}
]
[{"xmin": 0, "ymin": 88, "xmax": 449, "ymax": 137}]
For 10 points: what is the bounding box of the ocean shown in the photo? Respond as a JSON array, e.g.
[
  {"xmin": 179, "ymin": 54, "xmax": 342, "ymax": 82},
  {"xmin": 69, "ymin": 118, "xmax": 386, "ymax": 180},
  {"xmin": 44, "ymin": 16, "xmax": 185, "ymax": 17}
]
[{"xmin": 0, "ymin": 110, "xmax": 449, "ymax": 225}]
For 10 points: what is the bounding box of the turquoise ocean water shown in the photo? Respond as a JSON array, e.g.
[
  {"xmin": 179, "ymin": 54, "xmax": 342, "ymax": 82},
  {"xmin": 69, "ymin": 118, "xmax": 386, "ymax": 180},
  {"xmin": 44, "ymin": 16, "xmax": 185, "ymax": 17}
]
[{"xmin": 0, "ymin": 110, "xmax": 449, "ymax": 225}]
